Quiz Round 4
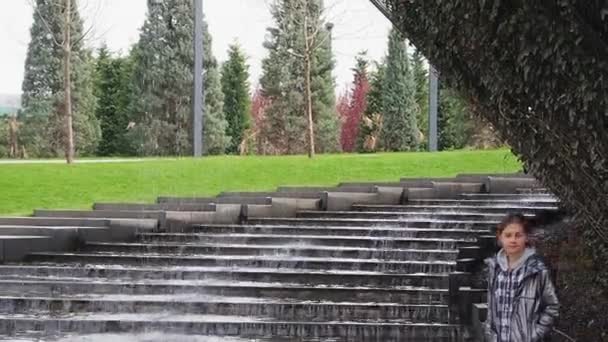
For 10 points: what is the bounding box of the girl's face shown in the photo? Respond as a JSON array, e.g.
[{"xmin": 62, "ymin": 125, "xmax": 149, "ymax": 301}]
[{"xmin": 498, "ymin": 222, "xmax": 528, "ymax": 256}]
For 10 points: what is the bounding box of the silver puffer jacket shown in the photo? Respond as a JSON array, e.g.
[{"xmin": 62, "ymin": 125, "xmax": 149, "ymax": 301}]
[{"xmin": 484, "ymin": 248, "xmax": 560, "ymax": 342}]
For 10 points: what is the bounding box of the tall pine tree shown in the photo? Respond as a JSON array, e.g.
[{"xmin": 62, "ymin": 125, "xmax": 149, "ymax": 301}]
[
  {"xmin": 438, "ymin": 86, "xmax": 475, "ymax": 150},
  {"xmin": 130, "ymin": 0, "xmax": 229, "ymax": 156},
  {"xmin": 221, "ymin": 43, "xmax": 251, "ymax": 154},
  {"xmin": 21, "ymin": 0, "xmax": 100, "ymax": 157},
  {"xmin": 94, "ymin": 45, "xmax": 134, "ymax": 156},
  {"xmin": 379, "ymin": 28, "xmax": 419, "ymax": 151},
  {"xmin": 411, "ymin": 48, "xmax": 429, "ymax": 150},
  {"xmin": 260, "ymin": 0, "xmax": 339, "ymax": 155}
]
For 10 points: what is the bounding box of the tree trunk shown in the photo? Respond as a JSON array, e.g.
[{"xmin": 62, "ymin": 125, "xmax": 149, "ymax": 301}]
[{"xmin": 63, "ymin": 0, "xmax": 74, "ymax": 164}]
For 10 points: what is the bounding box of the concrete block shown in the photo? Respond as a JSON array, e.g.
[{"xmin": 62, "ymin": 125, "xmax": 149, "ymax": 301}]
[
  {"xmin": 0, "ymin": 235, "xmax": 52, "ymax": 262},
  {"xmin": 0, "ymin": 227, "xmax": 74, "ymax": 250},
  {"xmin": 456, "ymin": 172, "xmax": 530, "ymax": 183},
  {"xmin": 217, "ymin": 191, "xmax": 322, "ymax": 199},
  {"xmin": 471, "ymin": 303, "xmax": 488, "ymax": 341},
  {"xmin": 431, "ymin": 182, "xmax": 485, "ymax": 198},
  {"xmin": 406, "ymin": 188, "xmax": 435, "ymax": 200},
  {"xmin": 277, "ymin": 186, "xmax": 340, "ymax": 193},
  {"xmin": 375, "ymin": 186, "xmax": 404, "ymax": 204},
  {"xmin": 242, "ymin": 204, "xmax": 273, "ymax": 219},
  {"xmin": 335, "ymin": 185, "xmax": 376, "ymax": 193},
  {"xmin": 164, "ymin": 204, "xmax": 243, "ymax": 232},
  {"xmin": 242, "ymin": 197, "xmax": 322, "ymax": 219},
  {"xmin": 34, "ymin": 209, "xmax": 167, "ymax": 222},
  {"xmin": 486, "ymin": 176, "xmax": 541, "ymax": 193},
  {"xmin": 157, "ymin": 196, "xmax": 271, "ymax": 205},
  {"xmin": 338, "ymin": 181, "xmax": 404, "ymax": 188},
  {"xmin": 325, "ymin": 192, "xmax": 379, "ymax": 211},
  {"xmin": 105, "ymin": 219, "xmax": 158, "ymax": 241},
  {"xmin": 400, "ymin": 177, "xmax": 456, "ymax": 186},
  {"xmin": 0, "ymin": 217, "xmax": 108, "ymax": 227},
  {"xmin": 93, "ymin": 202, "xmax": 216, "ymax": 212}
]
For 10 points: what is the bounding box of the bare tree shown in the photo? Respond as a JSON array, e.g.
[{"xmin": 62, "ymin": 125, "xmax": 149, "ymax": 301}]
[
  {"xmin": 286, "ymin": 0, "xmax": 333, "ymax": 158},
  {"xmin": 28, "ymin": 0, "xmax": 95, "ymax": 164}
]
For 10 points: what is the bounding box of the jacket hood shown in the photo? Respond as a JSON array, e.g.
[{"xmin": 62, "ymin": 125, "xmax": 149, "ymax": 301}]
[
  {"xmin": 496, "ymin": 247, "xmax": 536, "ymax": 272},
  {"xmin": 486, "ymin": 247, "xmax": 547, "ymax": 278}
]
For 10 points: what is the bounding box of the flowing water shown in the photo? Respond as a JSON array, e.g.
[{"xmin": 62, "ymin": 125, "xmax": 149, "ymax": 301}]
[{"xmin": 0, "ymin": 192, "xmax": 555, "ymax": 341}]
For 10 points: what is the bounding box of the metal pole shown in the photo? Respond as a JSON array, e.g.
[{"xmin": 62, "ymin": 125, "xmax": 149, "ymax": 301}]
[
  {"xmin": 428, "ymin": 65, "xmax": 439, "ymax": 152},
  {"xmin": 193, "ymin": 0, "xmax": 204, "ymax": 157}
]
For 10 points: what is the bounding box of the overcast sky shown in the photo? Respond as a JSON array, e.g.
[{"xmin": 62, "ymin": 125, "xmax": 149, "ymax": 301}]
[{"xmin": 0, "ymin": 0, "xmax": 392, "ymax": 97}]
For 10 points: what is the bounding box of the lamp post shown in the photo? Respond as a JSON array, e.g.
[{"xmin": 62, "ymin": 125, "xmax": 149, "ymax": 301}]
[
  {"xmin": 428, "ymin": 65, "xmax": 439, "ymax": 152},
  {"xmin": 149, "ymin": 0, "xmax": 203, "ymax": 157},
  {"xmin": 193, "ymin": 0, "xmax": 203, "ymax": 157}
]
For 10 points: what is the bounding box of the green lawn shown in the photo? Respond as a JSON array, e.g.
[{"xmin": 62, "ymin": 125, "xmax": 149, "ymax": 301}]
[{"xmin": 0, "ymin": 149, "xmax": 521, "ymax": 215}]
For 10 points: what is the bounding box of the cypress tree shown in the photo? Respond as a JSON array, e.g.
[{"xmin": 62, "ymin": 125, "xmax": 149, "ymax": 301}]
[
  {"xmin": 221, "ymin": 43, "xmax": 251, "ymax": 154},
  {"xmin": 379, "ymin": 28, "xmax": 419, "ymax": 151}
]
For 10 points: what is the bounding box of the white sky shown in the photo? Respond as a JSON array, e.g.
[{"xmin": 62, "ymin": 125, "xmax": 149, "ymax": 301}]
[{"xmin": 0, "ymin": 0, "xmax": 391, "ymax": 96}]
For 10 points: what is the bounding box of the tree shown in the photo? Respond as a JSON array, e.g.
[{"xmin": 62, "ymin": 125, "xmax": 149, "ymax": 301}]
[
  {"xmin": 411, "ymin": 48, "xmax": 429, "ymax": 149},
  {"xmin": 93, "ymin": 45, "xmax": 135, "ymax": 156},
  {"xmin": 130, "ymin": 0, "xmax": 229, "ymax": 156},
  {"xmin": 340, "ymin": 52, "xmax": 370, "ymax": 152},
  {"xmin": 356, "ymin": 61, "xmax": 385, "ymax": 153},
  {"xmin": 260, "ymin": 0, "xmax": 339, "ymax": 156},
  {"xmin": 21, "ymin": 0, "xmax": 100, "ymax": 160},
  {"xmin": 221, "ymin": 43, "xmax": 251, "ymax": 154},
  {"xmin": 379, "ymin": 28, "xmax": 419, "ymax": 151},
  {"xmin": 438, "ymin": 86, "xmax": 474, "ymax": 150}
]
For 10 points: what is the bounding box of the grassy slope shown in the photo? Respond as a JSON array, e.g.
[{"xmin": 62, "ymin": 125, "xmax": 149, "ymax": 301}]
[{"xmin": 0, "ymin": 149, "xmax": 521, "ymax": 215}]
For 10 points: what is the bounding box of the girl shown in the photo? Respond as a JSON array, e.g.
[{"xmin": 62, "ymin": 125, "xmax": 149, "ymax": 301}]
[{"xmin": 484, "ymin": 213, "xmax": 560, "ymax": 341}]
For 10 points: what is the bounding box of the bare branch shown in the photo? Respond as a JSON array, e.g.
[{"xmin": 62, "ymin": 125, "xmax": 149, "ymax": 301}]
[{"xmin": 27, "ymin": 0, "xmax": 64, "ymax": 47}]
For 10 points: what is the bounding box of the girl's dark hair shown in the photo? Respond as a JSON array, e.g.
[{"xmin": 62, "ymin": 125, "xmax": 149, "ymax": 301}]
[
  {"xmin": 495, "ymin": 209, "xmax": 566, "ymax": 236},
  {"xmin": 496, "ymin": 213, "xmax": 533, "ymax": 236}
]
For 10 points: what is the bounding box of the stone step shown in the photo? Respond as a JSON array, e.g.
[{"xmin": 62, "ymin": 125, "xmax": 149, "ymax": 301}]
[
  {"xmin": 25, "ymin": 252, "xmax": 458, "ymax": 274},
  {"xmin": 0, "ymin": 314, "xmax": 469, "ymax": 341},
  {"xmin": 0, "ymin": 279, "xmax": 449, "ymax": 304},
  {"xmin": 0, "ymin": 235, "xmax": 52, "ymax": 262},
  {"xmin": 246, "ymin": 217, "xmax": 496, "ymax": 229},
  {"xmin": 0, "ymin": 217, "xmax": 108, "ymax": 227},
  {"xmin": 0, "ymin": 265, "xmax": 449, "ymax": 288},
  {"xmin": 351, "ymin": 204, "xmax": 558, "ymax": 213},
  {"xmin": 136, "ymin": 232, "xmax": 474, "ymax": 250},
  {"xmin": 0, "ymin": 295, "xmax": 450, "ymax": 322},
  {"xmin": 296, "ymin": 210, "xmax": 507, "ymax": 221},
  {"xmin": 458, "ymin": 193, "xmax": 556, "ymax": 201},
  {"xmin": 33, "ymin": 209, "xmax": 165, "ymax": 220},
  {"xmin": 406, "ymin": 199, "xmax": 557, "ymax": 207},
  {"xmin": 156, "ymin": 196, "xmax": 271, "ymax": 205},
  {"xmin": 188, "ymin": 224, "xmax": 489, "ymax": 239},
  {"xmin": 93, "ymin": 202, "xmax": 216, "ymax": 212},
  {"xmin": 83, "ymin": 242, "xmax": 460, "ymax": 261}
]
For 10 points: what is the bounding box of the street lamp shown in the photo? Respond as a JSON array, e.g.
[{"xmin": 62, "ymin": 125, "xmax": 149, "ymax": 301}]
[{"xmin": 149, "ymin": 0, "xmax": 203, "ymax": 157}]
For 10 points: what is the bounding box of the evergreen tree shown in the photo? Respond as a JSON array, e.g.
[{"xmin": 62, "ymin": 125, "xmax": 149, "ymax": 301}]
[
  {"xmin": 94, "ymin": 45, "xmax": 134, "ymax": 156},
  {"xmin": 221, "ymin": 43, "xmax": 251, "ymax": 154},
  {"xmin": 438, "ymin": 86, "xmax": 474, "ymax": 150},
  {"xmin": 412, "ymin": 48, "xmax": 429, "ymax": 149},
  {"xmin": 260, "ymin": 0, "xmax": 339, "ymax": 155},
  {"xmin": 130, "ymin": 0, "xmax": 229, "ymax": 156},
  {"xmin": 21, "ymin": 0, "xmax": 100, "ymax": 157},
  {"xmin": 379, "ymin": 28, "xmax": 419, "ymax": 151}
]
